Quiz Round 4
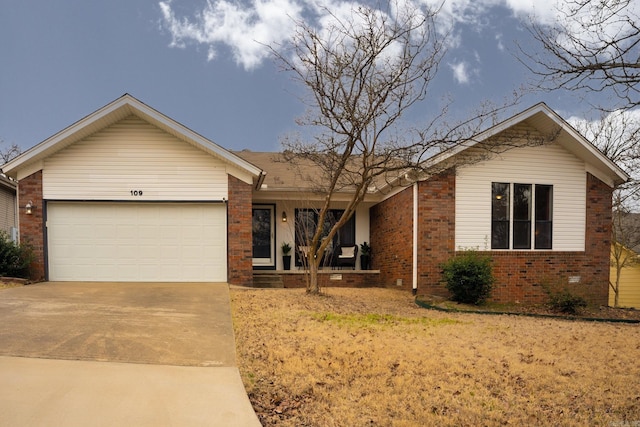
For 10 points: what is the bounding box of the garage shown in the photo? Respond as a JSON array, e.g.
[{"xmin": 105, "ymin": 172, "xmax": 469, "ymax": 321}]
[
  {"xmin": 47, "ymin": 202, "xmax": 227, "ymax": 282},
  {"xmin": 2, "ymin": 95, "xmax": 262, "ymax": 284}
]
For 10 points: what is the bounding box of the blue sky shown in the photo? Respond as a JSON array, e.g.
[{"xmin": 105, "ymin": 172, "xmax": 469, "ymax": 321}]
[{"xmin": 0, "ymin": 0, "xmax": 631, "ymax": 154}]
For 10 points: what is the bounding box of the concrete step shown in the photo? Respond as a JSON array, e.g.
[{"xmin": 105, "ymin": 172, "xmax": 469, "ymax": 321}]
[{"xmin": 252, "ymin": 274, "xmax": 284, "ymax": 288}]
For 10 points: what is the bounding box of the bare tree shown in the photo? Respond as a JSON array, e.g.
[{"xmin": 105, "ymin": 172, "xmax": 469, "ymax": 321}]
[
  {"xmin": 572, "ymin": 110, "xmax": 640, "ymax": 306},
  {"xmin": 521, "ymin": 0, "xmax": 640, "ymax": 110},
  {"xmin": 520, "ymin": 0, "xmax": 640, "ymax": 305},
  {"xmin": 0, "ymin": 139, "xmax": 21, "ymax": 164},
  {"xmin": 271, "ymin": 3, "xmax": 528, "ymax": 294}
]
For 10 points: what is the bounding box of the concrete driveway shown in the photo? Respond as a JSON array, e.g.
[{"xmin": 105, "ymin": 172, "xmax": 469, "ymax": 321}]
[{"xmin": 0, "ymin": 282, "xmax": 260, "ymax": 426}]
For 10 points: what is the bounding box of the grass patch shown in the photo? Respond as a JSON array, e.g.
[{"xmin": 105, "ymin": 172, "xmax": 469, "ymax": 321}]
[
  {"xmin": 311, "ymin": 312, "xmax": 461, "ymax": 328},
  {"xmin": 0, "ymin": 282, "xmax": 24, "ymax": 290},
  {"xmin": 231, "ymin": 287, "xmax": 640, "ymax": 426}
]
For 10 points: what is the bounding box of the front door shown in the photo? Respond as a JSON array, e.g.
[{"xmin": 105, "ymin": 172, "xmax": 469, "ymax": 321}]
[{"xmin": 252, "ymin": 205, "xmax": 275, "ymax": 269}]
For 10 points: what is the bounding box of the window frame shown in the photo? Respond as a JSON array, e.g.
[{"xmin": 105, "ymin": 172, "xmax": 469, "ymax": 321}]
[
  {"xmin": 294, "ymin": 208, "xmax": 356, "ymax": 266},
  {"xmin": 491, "ymin": 182, "xmax": 553, "ymax": 250},
  {"xmin": 512, "ymin": 183, "xmax": 532, "ymax": 249},
  {"xmin": 534, "ymin": 184, "xmax": 553, "ymax": 250},
  {"xmin": 491, "ymin": 182, "xmax": 510, "ymax": 250}
]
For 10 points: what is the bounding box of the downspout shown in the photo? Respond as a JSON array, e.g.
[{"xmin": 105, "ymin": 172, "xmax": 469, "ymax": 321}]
[{"xmin": 412, "ymin": 182, "xmax": 418, "ymax": 296}]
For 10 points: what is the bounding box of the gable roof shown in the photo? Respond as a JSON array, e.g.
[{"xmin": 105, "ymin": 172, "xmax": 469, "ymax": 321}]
[
  {"xmin": 1, "ymin": 94, "xmax": 264, "ymax": 184},
  {"xmin": 233, "ymin": 150, "xmax": 390, "ymax": 200},
  {"xmin": 424, "ymin": 102, "xmax": 629, "ymax": 188},
  {"xmin": 238, "ymin": 103, "xmax": 629, "ymax": 195}
]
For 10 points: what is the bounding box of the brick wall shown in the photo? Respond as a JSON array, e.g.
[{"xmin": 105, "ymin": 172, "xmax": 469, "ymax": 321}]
[
  {"xmin": 370, "ymin": 171, "xmax": 612, "ymax": 306},
  {"xmin": 370, "ymin": 183, "xmax": 414, "ymax": 289},
  {"xmin": 280, "ymin": 272, "xmax": 381, "ymax": 288},
  {"xmin": 484, "ymin": 173, "xmax": 612, "ymax": 305},
  {"xmin": 18, "ymin": 171, "xmax": 45, "ymax": 281},
  {"xmin": 227, "ymin": 175, "xmax": 253, "ymax": 286},
  {"xmin": 416, "ymin": 170, "xmax": 456, "ymax": 297},
  {"xmin": 370, "ymin": 169, "xmax": 456, "ymax": 295}
]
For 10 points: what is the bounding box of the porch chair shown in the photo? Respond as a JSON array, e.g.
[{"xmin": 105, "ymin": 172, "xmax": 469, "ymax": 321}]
[
  {"xmin": 297, "ymin": 245, "xmax": 310, "ymax": 268},
  {"xmin": 335, "ymin": 245, "xmax": 358, "ymax": 270}
]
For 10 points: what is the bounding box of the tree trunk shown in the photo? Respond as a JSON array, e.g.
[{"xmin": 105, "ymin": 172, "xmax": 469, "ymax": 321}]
[
  {"xmin": 614, "ymin": 268, "xmax": 621, "ymax": 308},
  {"xmin": 307, "ymin": 257, "xmax": 321, "ymax": 294}
]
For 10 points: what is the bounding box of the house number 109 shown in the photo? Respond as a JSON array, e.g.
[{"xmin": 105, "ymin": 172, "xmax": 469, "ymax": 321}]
[{"xmin": 130, "ymin": 190, "xmax": 144, "ymax": 196}]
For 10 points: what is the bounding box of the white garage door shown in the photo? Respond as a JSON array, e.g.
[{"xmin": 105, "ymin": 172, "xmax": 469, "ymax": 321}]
[{"xmin": 47, "ymin": 202, "xmax": 227, "ymax": 282}]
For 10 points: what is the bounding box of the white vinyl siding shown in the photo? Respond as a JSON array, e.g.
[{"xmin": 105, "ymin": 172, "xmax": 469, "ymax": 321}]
[
  {"xmin": 47, "ymin": 202, "xmax": 227, "ymax": 282},
  {"xmin": 456, "ymin": 143, "xmax": 586, "ymax": 251},
  {"xmin": 43, "ymin": 116, "xmax": 229, "ymax": 201}
]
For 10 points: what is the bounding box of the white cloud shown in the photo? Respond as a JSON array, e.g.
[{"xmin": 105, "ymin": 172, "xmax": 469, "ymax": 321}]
[
  {"xmin": 159, "ymin": 0, "xmax": 628, "ymax": 70},
  {"xmin": 159, "ymin": 0, "xmax": 304, "ymax": 70},
  {"xmin": 568, "ymin": 108, "xmax": 640, "ymax": 178},
  {"xmin": 450, "ymin": 61, "xmax": 470, "ymax": 84},
  {"xmin": 159, "ymin": 0, "xmax": 438, "ymax": 70},
  {"xmin": 495, "ymin": 33, "xmax": 504, "ymax": 51},
  {"xmin": 503, "ymin": 0, "xmax": 560, "ymax": 24},
  {"xmin": 569, "ymin": 109, "xmax": 640, "ymax": 143},
  {"xmin": 555, "ymin": 0, "xmax": 640, "ymax": 60}
]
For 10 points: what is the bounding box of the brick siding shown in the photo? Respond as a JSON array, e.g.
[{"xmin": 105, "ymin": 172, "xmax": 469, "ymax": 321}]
[
  {"xmin": 370, "ymin": 183, "xmax": 414, "ymax": 289},
  {"xmin": 370, "ymin": 170, "xmax": 456, "ymax": 297},
  {"xmin": 416, "ymin": 170, "xmax": 457, "ymax": 298},
  {"xmin": 371, "ymin": 170, "xmax": 612, "ymax": 305},
  {"xmin": 280, "ymin": 272, "xmax": 381, "ymax": 288},
  {"xmin": 484, "ymin": 173, "xmax": 611, "ymax": 304},
  {"xmin": 227, "ymin": 175, "xmax": 253, "ymax": 286},
  {"xmin": 18, "ymin": 171, "xmax": 45, "ymax": 281}
]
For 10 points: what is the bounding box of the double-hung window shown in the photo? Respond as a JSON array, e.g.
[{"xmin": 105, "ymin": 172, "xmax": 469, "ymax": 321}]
[{"xmin": 491, "ymin": 182, "xmax": 553, "ymax": 250}]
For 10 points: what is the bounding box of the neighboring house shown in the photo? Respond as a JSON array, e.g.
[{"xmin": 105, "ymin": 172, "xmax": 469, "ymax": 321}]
[
  {"xmin": 610, "ymin": 244, "xmax": 640, "ymax": 309},
  {"xmin": 610, "ymin": 213, "xmax": 640, "ymax": 308},
  {"xmin": 1, "ymin": 95, "xmax": 628, "ymax": 305},
  {"xmin": 0, "ymin": 174, "xmax": 17, "ymax": 238}
]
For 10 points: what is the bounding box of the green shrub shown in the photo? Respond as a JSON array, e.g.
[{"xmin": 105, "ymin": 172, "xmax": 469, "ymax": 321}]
[
  {"xmin": 547, "ymin": 290, "xmax": 587, "ymax": 315},
  {"xmin": 0, "ymin": 231, "xmax": 32, "ymax": 278},
  {"xmin": 441, "ymin": 250, "xmax": 494, "ymax": 305}
]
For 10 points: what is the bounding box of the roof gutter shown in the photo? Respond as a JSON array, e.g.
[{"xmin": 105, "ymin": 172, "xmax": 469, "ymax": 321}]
[{"xmin": 0, "ymin": 174, "xmax": 17, "ymax": 192}]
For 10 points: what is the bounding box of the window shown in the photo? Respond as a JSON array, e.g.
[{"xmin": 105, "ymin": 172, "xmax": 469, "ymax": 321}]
[
  {"xmin": 491, "ymin": 183, "xmax": 553, "ymax": 250},
  {"xmin": 513, "ymin": 184, "xmax": 532, "ymax": 249},
  {"xmin": 294, "ymin": 209, "xmax": 355, "ymax": 266},
  {"xmin": 491, "ymin": 183, "xmax": 509, "ymax": 249},
  {"xmin": 535, "ymin": 185, "xmax": 553, "ymax": 249}
]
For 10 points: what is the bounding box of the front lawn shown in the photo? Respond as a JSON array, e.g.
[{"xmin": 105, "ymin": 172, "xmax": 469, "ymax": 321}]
[{"xmin": 231, "ymin": 287, "xmax": 640, "ymax": 426}]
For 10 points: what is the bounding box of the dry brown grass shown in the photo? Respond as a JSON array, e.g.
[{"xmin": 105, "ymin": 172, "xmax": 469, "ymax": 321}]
[
  {"xmin": 0, "ymin": 282, "xmax": 24, "ymax": 290},
  {"xmin": 230, "ymin": 287, "xmax": 640, "ymax": 427}
]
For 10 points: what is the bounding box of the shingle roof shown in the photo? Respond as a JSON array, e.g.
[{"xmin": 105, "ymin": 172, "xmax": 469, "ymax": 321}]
[
  {"xmin": 233, "ymin": 151, "xmax": 311, "ymax": 190},
  {"xmin": 237, "ymin": 103, "xmax": 630, "ymax": 194}
]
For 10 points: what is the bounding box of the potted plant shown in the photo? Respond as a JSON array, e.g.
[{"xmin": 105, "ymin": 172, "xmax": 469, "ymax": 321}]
[
  {"xmin": 281, "ymin": 242, "xmax": 292, "ymax": 270},
  {"xmin": 360, "ymin": 242, "xmax": 371, "ymax": 270}
]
